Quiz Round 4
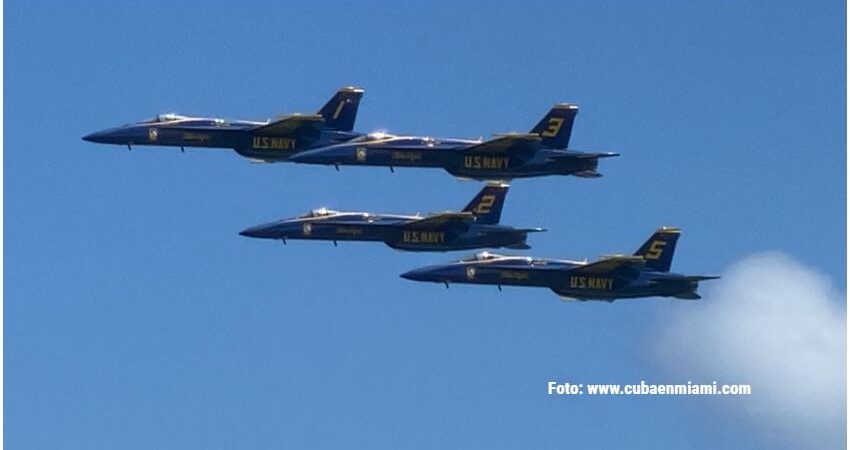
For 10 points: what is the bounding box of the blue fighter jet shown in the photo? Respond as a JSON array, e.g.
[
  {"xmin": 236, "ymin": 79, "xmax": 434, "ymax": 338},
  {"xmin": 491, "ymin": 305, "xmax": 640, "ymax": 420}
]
[
  {"xmin": 82, "ymin": 87, "xmax": 364, "ymax": 163},
  {"xmin": 239, "ymin": 184, "xmax": 544, "ymax": 251},
  {"xmin": 288, "ymin": 104, "xmax": 618, "ymax": 180},
  {"xmin": 401, "ymin": 227, "xmax": 719, "ymax": 301}
]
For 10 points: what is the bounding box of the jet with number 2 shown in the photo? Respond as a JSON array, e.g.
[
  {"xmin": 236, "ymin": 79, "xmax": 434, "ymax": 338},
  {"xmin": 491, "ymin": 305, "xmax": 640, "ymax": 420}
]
[
  {"xmin": 289, "ymin": 103, "xmax": 618, "ymax": 180},
  {"xmin": 239, "ymin": 184, "xmax": 544, "ymax": 251},
  {"xmin": 82, "ymin": 87, "xmax": 364, "ymax": 163},
  {"xmin": 401, "ymin": 227, "xmax": 719, "ymax": 301}
]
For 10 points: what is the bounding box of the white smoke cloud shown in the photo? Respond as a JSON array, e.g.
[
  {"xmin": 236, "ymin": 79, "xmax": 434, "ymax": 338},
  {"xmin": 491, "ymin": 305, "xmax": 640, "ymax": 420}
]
[{"xmin": 654, "ymin": 252, "xmax": 846, "ymax": 448}]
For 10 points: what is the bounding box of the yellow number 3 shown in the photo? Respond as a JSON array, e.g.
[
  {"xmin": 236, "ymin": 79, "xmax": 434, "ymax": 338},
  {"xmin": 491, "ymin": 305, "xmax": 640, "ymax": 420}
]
[
  {"xmin": 540, "ymin": 117, "xmax": 564, "ymax": 137},
  {"xmin": 645, "ymin": 241, "xmax": 667, "ymax": 260}
]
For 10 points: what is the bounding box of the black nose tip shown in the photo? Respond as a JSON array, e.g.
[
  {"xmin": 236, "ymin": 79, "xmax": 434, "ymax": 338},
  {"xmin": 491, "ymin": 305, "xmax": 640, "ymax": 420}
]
[
  {"xmin": 239, "ymin": 225, "xmax": 273, "ymax": 239},
  {"xmin": 82, "ymin": 131, "xmax": 109, "ymax": 143},
  {"xmin": 400, "ymin": 269, "xmax": 428, "ymax": 281}
]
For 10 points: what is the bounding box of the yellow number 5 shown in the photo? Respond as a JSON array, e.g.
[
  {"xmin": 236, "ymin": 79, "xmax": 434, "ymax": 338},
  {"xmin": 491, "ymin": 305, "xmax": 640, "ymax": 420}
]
[{"xmin": 645, "ymin": 241, "xmax": 667, "ymax": 260}]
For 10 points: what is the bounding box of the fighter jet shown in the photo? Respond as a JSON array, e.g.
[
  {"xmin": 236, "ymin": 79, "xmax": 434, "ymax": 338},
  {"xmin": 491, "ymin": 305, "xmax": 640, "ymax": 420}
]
[
  {"xmin": 288, "ymin": 104, "xmax": 618, "ymax": 180},
  {"xmin": 401, "ymin": 227, "xmax": 719, "ymax": 301},
  {"xmin": 239, "ymin": 184, "xmax": 544, "ymax": 251},
  {"xmin": 82, "ymin": 87, "xmax": 364, "ymax": 163}
]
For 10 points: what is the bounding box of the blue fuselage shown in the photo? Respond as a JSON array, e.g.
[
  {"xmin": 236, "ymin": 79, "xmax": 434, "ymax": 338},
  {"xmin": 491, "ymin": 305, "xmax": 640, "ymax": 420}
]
[
  {"xmin": 289, "ymin": 136, "xmax": 604, "ymax": 180},
  {"xmin": 239, "ymin": 212, "xmax": 535, "ymax": 252},
  {"xmin": 83, "ymin": 117, "xmax": 360, "ymax": 162},
  {"xmin": 401, "ymin": 256, "xmax": 704, "ymax": 300}
]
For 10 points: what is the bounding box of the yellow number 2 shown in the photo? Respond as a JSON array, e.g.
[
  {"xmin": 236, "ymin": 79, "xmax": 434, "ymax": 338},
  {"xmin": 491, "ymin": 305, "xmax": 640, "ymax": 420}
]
[{"xmin": 475, "ymin": 195, "xmax": 496, "ymax": 214}]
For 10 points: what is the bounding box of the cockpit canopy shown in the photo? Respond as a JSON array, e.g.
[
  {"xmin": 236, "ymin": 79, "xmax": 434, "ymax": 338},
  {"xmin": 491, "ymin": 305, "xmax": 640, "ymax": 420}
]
[
  {"xmin": 349, "ymin": 131, "xmax": 397, "ymax": 143},
  {"xmin": 298, "ymin": 207, "xmax": 338, "ymax": 219},
  {"xmin": 463, "ymin": 251, "xmax": 506, "ymax": 262},
  {"xmin": 142, "ymin": 113, "xmax": 188, "ymax": 124}
]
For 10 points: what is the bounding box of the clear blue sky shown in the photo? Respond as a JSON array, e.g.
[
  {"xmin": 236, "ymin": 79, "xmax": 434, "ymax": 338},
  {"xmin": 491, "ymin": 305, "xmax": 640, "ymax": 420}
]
[{"xmin": 6, "ymin": 1, "xmax": 845, "ymax": 448}]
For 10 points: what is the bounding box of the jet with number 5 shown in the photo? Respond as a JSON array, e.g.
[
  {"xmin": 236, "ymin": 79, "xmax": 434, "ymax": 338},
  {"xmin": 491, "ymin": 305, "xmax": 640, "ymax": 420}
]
[
  {"xmin": 82, "ymin": 87, "xmax": 365, "ymax": 163},
  {"xmin": 239, "ymin": 184, "xmax": 544, "ymax": 251},
  {"xmin": 401, "ymin": 227, "xmax": 719, "ymax": 301},
  {"xmin": 288, "ymin": 103, "xmax": 618, "ymax": 180}
]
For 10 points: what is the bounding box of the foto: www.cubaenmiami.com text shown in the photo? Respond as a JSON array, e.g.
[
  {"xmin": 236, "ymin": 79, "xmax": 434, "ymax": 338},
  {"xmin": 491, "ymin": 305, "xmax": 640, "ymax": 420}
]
[{"xmin": 547, "ymin": 380, "xmax": 752, "ymax": 396}]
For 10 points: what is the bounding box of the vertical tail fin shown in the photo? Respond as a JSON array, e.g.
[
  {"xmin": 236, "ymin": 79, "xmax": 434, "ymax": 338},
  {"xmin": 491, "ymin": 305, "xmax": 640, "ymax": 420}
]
[
  {"xmin": 634, "ymin": 227, "xmax": 681, "ymax": 272},
  {"xmin": 462, "ymin": 183, "xmax": 509, "ymax": 225},
  {"xmin": 530, "ymin": 103, "xmax": 579, "ymax": 149},
  {"xmin": 317, "ymin": 86, "xmax": 364, "ymax": 132}
]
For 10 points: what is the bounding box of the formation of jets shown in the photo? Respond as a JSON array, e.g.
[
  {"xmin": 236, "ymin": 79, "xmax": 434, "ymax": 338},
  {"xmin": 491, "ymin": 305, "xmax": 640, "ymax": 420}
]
[{"xmin": 83, "ymin": 87, "xmax": 717, "ymax": 302}]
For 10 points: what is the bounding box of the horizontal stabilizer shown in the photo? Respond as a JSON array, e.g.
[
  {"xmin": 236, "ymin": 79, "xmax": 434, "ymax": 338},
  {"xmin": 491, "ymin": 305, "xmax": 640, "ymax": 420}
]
[
  {"xmin": 545, "ymin": 150, "xmax": 620, "ymax": 161},
  {"xmin": 574, "ymin": 152, "xmax": 620, "ymax": 159},
  {"xmin": 655, "ymin": 275, "xmax": 720, "ymax": 282},
  {"xmin": 516, "ymin": 227, "xmax": 546, "ymax": 233},
  {"xmin": 573, "ymin": 170, "xmax": 602, "ymax": 178}
]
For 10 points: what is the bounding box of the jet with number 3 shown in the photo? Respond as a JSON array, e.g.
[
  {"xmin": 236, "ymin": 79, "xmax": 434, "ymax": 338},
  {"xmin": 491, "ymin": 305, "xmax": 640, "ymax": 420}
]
[
  {"xmin": 401, "ymin": 227, "xmax": 719, "ymax": 301},
  {"xmin": 239, "ymin": 184, "xmax": 544, "ymax": 251},
  {"xmin": 82, "ymin": 87, "xmax": 365, "ymax": 163},
  {"xmin": 288, "ymin": 103, "xmax": 618, "ymax": 180}
]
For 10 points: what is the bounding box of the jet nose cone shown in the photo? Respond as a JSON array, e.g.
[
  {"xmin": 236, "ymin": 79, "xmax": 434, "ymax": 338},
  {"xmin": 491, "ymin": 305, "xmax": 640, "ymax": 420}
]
[
  {"xmin": 83, "ymin": 127, "xmax": 129, "ymax": 144},
  {"xmin": 400, "ymin": 269, "xmax": 421, "ymax": 281},
  {"xmin": 400, "ymin": 267, "xmax": 435, "ymax": 282},
  {"xmin": 82, "ymin": 131, "xmax": 105, "ymax": 143},
  {"xmin": 239, "ymin": 225, "xmax": 270, "ymax": 238},
  {"xmin": 239, "ymin": 221, "xmax": 292, "ymax": 239}
]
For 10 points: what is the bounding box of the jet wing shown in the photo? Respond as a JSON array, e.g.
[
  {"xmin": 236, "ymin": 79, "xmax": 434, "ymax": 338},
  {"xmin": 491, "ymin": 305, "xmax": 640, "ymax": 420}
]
[
  {"xmin": 407, "ymin": 212, "xmax": 475, "ymax": 229},
  {"xmin": 464, "ymin": 134, "xmax": 541, "ymax": 155},
  {"xmin": 568, "ymin": 255, "xmax": 646, "ymax": 275},
  {"xmin": 254, "ymin": 114, "xmax": 325, "ymax": 137},
  {"xmin": 647, "ymin": 275, "xmax": 720, "ymax": 299}
]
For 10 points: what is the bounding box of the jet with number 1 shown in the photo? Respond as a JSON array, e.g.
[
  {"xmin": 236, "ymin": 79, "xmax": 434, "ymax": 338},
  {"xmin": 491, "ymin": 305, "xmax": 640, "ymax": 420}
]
[
  {"xmin": 289, "ymin": 103, "xmax": 618, "ymax": 180},
  {"xmin": 401, "ymin": 227, "xmax": 719, "ymax": 301},
  {"xmin": 82, "ymin": 87, "xmax": 365, "ymax": 163},
  {"xmin": 239, "ymin": 184, "xmax": 544, "ymax": 251}
]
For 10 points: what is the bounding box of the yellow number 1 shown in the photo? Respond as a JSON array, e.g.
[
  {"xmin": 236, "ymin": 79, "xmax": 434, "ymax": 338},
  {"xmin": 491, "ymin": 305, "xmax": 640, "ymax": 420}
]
[{"xmin": 332, "ymin": 100, "xmax": 345, "ymax": 120}]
